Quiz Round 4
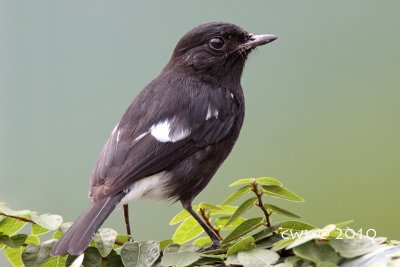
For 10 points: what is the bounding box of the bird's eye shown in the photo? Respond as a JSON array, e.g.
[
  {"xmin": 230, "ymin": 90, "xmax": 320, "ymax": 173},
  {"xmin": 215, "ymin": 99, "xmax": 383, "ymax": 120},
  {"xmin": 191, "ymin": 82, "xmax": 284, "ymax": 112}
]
[{"xmin": 209, "ymin": 37, "xmax": 225, "ymax": 50}]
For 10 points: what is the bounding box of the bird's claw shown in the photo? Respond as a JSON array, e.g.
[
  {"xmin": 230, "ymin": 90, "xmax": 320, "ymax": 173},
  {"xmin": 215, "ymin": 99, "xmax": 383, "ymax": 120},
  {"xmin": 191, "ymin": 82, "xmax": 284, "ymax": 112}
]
[{"xmin": 198, "ymin": 242, "xmax": 221, "ymax": 252}]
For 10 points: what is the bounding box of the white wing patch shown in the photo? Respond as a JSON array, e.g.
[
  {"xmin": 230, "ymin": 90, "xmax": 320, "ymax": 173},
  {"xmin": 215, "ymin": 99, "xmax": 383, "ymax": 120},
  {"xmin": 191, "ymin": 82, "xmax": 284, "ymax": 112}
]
[
  {"xmin": 171, "ymin": 127, "xmax": 191, "ymax": 142},
  {"xmin": 150, "ymin": 120, "xmax": 171, "ymax": 142},
  {"xmin": 150, "ymin": 119, "xmax": 190, "ymax": 142},
  {"xmin": 119, "ymin": 172, "xmax": 171, "ymax": 204},
  {"xmin": 206, "ymin": 104, "xmax": 219, "ymax": 120}
]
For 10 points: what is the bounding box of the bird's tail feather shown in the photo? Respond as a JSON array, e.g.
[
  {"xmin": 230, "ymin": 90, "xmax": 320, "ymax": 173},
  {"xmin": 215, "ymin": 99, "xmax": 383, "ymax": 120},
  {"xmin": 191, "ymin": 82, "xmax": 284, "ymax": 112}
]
[{"xmin": 52, "ymin": 193, "xmax": 124, "ymax": 256}]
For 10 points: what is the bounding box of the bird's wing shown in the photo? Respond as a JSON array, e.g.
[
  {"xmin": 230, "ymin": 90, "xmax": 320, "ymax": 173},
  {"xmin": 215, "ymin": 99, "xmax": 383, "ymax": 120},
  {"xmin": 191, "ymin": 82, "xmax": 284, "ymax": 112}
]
[{"xmin": 89, "ymin": 84, "xmax": 238, "ymax": 201}]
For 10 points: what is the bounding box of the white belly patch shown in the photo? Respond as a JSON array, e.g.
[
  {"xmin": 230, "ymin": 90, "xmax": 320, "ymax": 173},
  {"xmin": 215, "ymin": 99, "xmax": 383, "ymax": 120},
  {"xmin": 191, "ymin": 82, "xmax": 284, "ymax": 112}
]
[{"xmin": 119, "ymin": 172, "xmax": 171, "ymax": 205}]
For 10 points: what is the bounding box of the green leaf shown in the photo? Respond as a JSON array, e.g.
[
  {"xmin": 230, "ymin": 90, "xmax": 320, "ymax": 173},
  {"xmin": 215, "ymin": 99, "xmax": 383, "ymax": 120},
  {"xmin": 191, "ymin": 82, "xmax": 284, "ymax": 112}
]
[
  {"xmin": 59, "ymin": 222, "xmax": 72, "ymax": 233},
  {"xmin": 286, "ymin": 227, "xmax": 334, "ymax": 250},
  {"xmin": 225, "ymin": 197, "xmax": 257, "ymax": 226},
  {"xmin": 227, "ymin": 236, "xmax": 255, "ymax": 256},
  {"xmin": 4, "ymin": 234, "xmax": 40, "ymax": 267},
  {"xmin": 82, "ymin": 247, "xmax": 103, "ymax": 266},
  {"xmin": 280, "ymin": 220, "xmax": 316, "ymax": 231},
  {"xmin": 264, "ymin": 204, "xmax": 301, "ymax": 218},
  {"xmin": 52, "ymin": 230, "xmax": 62, "ymax": 240},
  {"xmin": 252, "ymin": 224, "xmax": 280, "ymax": 242},
  {"xmin": 198, "ymin": 202, "xmax": 223, "ymax": 211},
  {"xmin": 229, "ymin": 178, "xmax": 255, "ymax": 187},
  {"xmin": 284, "ymin": 256, "xmax": 310, "ymax": 266},
  {"xmin": 25, "ymin": 235, "xmax": 40, "ymax": 245},
  {"xmin": 293, "ymin": 241, "xmax": 341, "ymax": 265},
  {"xmin": 5, "ymin": 246, "xmax": 24, "ymax": 267},
  {"xmin": 329, "ymin": 236, "xmax": 387, "ymax": 258},
  {"xmin": 164, "ymin": 243, "xmax": 180, "ymax": 254},
  {"xmin": 41, "ymin": 256, "xmax": 68, "ymax": 267},
  {"xmin": 120, "ymin": 242, "xmax": 139, "ymax": 267},
  {"xmin": 94, "ymin": 228, "xmax": 118, "ymax": 257},
  {"xmin": 169, "ymin": 210, "xmax": 191, "ymax": 225},
  {"xmin": 161, "ymin": 251, "xmax": 201, "ymax": 267},
  {"xmin": 223, "ymin": 185, "xmax": 252, "ymax": 204},
  {"xmin": 114, "ymin": 234, "xmax": 130, "ymax": 248},
  {"xmin": 0, "ymin": 234, "xmax": 27, "ymax": 248},
  {"xmin": 209, "ymin": 205, "xmax": 238, "ymax": 216},
  {"xmin": 120, "ymin": 240, "xmax": 160, "ymax": 267},
  {"xmin": 0, "ymin": 217, "xmax": 28, "ymax": 235},
  {"xmin": 159, "ymin": 239, "xmax": 173, "ymax": 251},
  {"xmin": 256, "ymin": 234, "xmax": 283, "ymax": 249},
  {"xmin": 138, "ymin": 240, "xmax": 160, "ymax": 266},
  {"xmin": 237, "ymin": 248, "xmax": 280, "ymax": 266},
  {"xmin": 188, "ymin": 256, "xmax": 223, "ymax": 266},
  {"xmin": 272, "ymin": 238, "xmax": 296, "ymax": 251},
  {"xmin": 192, "ymin": 237, "xmax": 211, "ymax": 247},
  {"xmin": 172, "ymin": 217, "xmax": 204, "ymax": 244},
  {"xmin": 202, "ymin": 248, "xmax": 226, "ymax": 256},
  {"xmin": 106, "ymin": 254, "xmax": 123, "ymax": 267},
  {"xmin": 178, "ymin": 244, "xmax": 200, "ymax": 253},
  {"xmin": 256, "ymin": 177, "xmax": 283, "ymax": 186},
  {"xmin": 0, "ymin": 203, "xmax": 31, "ymax": 216},
  {"xmin": 262, "ymin": 185, "xmax": 304, "ymax": 202},
  {"xmin": 335, "ymin": 220, "xmax": 354, "ymax": 229},
  {"xmin": 22, "ymin": 240, "xmax": 56, "ymax": 267},
  {"xmin": 215, "ymin": 216, "xmax": 246, "ymax": 231},
  {"xmin": 29, "ymin": 213, "xmax": 63, "ymax": 231},
  {"xmin": 329, "ymin": 221, "xmax": 354, "ymax": 238},
  {"xmin": 225, "ymin": 254, "xmax": 241, "ymax": 265},
  {"xmin": 275, "ymin": 221, "xmax": 320, "ymax": 250},
  {"xmin": 223, "ymin": 217, "xmax": 264, "ymax": 244},
  {"xmin": 32, "ymin": 223, "xmax": 49, "ymax": 235}
]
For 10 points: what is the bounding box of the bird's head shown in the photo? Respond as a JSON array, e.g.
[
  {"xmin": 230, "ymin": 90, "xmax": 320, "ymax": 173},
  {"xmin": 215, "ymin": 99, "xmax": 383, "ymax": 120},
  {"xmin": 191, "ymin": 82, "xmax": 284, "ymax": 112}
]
[{"xmin": 167, "ymin": 22, "xmax": 277, "ymax": 82}]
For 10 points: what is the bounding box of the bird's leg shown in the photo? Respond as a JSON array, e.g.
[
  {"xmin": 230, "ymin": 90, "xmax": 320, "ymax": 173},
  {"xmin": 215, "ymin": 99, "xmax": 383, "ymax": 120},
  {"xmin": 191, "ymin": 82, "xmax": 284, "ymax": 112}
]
[
  {"xmin": 182, "ymin": 201, "xmax": 221, "ymax": 249},
  {"xmin": 123, "ymin": 204, "xmax": 132, "ymax": 237}
]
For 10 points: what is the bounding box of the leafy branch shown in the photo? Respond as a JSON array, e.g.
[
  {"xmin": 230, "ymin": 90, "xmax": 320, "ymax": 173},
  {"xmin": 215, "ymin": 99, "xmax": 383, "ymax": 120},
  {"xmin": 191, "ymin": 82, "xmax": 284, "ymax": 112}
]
[{"xmin": 1, "ymin": 177, "xmax": 399, "ymax": 267}]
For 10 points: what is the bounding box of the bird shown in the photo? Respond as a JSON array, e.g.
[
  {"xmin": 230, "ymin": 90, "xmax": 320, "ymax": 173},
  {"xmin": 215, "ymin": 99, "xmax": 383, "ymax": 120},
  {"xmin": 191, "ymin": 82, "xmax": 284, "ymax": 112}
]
[{"xmin": 52, "ymin": 22, "xmax": 277, "ymax": 256}]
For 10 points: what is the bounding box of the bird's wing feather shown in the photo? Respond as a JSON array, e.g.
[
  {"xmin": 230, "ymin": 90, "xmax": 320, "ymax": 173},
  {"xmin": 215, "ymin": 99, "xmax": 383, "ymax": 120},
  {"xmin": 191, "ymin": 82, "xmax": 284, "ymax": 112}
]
[{"xmin": 89, "ymin": 81, "xmax": 237, "ymax": 201}]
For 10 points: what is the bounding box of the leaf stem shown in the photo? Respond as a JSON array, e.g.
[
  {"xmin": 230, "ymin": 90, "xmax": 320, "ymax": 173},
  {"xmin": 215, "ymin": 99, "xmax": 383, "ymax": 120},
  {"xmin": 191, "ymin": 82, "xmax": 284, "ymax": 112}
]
[
  {"xmin": 199, "ymin": 208, "xmax": 223, "ymax": 240},
  {"xmin": 251, "ymin": 182, "xmax": 271, "ymax": 227},
  {"xmin": 0, "ymin": 212, "xmax": 36, "ymax": 224}
]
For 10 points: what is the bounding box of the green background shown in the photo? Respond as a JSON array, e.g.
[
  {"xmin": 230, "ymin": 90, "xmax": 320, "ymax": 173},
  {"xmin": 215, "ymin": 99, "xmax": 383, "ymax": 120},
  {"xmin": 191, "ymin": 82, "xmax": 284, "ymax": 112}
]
[{"xmin": 1, "ymin": 1, "xmax": 399, "ymax": 264}]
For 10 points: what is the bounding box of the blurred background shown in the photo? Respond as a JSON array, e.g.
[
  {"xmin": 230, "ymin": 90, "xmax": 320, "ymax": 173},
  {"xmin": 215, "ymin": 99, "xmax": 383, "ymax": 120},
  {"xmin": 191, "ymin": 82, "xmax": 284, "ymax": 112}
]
[{"xmin": 1, "ymin": 1, "xmax": 399, "ymax": 264}]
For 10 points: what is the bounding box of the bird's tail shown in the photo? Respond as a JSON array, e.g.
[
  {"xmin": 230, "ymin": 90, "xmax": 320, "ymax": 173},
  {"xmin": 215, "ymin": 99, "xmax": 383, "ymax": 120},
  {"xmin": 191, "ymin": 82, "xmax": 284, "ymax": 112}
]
[{"xmin": 52, "ymin": 193, "xmax": 124, "ymax": 256}]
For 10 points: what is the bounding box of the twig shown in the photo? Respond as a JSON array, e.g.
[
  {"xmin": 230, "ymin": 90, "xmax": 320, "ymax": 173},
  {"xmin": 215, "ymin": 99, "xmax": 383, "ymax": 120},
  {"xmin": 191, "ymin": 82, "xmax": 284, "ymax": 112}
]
[
  {"xmin": 250, "ymin": 182, "xmax": 271, "ymax": 227},
  {"xmin": 0, "ymin": 212, "xmax": 36, "ymax": 224},
  {"xmin": 114, "ymin": 240, "xmax": 125, "ymax": 246},
  {"xmin": 199, "ymin": 208, "xmax": 223, "ymax": 240}
]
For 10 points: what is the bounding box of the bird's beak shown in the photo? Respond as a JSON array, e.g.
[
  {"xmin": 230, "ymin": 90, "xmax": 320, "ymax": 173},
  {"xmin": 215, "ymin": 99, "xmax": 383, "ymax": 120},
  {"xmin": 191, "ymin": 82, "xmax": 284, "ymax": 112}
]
[{"xmin": 240, "ymin": 34, "xmax": 278, "ymax": 50}]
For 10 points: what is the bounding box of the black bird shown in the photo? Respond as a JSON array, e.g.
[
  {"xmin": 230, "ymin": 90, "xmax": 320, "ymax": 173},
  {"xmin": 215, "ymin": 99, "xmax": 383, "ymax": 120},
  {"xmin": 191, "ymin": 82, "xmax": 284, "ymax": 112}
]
[{"xmin": 52, "ymin": 22, "xmax": 277, "ymax": 256}]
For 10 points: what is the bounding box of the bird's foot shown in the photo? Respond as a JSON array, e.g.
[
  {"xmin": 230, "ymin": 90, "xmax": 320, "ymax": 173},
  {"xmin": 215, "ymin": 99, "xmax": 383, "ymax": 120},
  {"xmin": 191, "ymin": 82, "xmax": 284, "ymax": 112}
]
[{"xmin": 198, "ymin": 241, "xmax": 221, "ymax": 252}]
